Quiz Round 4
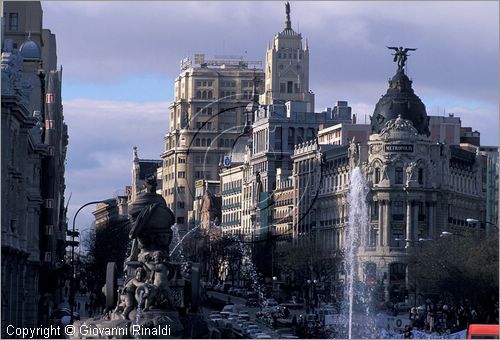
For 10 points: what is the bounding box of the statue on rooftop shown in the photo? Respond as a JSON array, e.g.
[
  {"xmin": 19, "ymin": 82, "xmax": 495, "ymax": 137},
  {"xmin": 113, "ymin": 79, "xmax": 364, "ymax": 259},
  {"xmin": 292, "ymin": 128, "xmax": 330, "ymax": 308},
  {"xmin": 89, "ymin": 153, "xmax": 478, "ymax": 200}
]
[{"xmin": 387, "ymin": 46, "xmax": 417, "ymax": 71}]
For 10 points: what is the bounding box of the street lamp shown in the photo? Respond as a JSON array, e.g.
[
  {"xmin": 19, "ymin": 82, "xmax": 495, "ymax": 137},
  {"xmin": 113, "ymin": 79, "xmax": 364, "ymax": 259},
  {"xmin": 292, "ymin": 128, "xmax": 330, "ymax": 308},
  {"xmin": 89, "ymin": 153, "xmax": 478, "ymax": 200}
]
[
  {"xmin": 70, "ymin": 200, "xmax": 105, "ymax": 324},
  {"xmin": 440, "ymin": 231, "xmax": 465, "ymax": 238},
  {"xmin": 466, "ymin": 218, "xmax": 499, "ymax": 231}
]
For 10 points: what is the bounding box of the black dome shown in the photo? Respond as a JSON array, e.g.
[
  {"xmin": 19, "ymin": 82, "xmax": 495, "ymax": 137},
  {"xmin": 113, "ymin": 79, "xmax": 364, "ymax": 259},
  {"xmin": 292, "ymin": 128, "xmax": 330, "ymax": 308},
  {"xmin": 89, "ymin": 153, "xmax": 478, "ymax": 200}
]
[{"xmin": 371, "ymin": 70, "xmax": 430, "ymax": 136}]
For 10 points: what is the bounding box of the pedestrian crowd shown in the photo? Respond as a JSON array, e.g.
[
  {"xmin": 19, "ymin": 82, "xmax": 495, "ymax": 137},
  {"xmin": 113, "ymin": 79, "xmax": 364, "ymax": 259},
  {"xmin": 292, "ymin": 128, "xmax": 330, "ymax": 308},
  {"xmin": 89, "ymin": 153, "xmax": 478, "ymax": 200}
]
[{"xmin": 404, "ymin": 297, "xmax": 499, "ymax": 338}]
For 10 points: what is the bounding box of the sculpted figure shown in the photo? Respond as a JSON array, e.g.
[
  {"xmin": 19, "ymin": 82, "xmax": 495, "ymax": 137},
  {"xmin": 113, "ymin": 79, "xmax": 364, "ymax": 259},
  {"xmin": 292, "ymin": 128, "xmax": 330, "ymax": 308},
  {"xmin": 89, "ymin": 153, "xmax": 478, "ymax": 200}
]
[
  {"xmin": 387, "ymin": 46, "xmax": 417, "ymax": 71},
  {"xmin": 127, "ymin": 176, "xmax": 175, "ymax": 263},
  {"xmin": 151, "ymin": 251, "xmax": 175, "ymax": 309},
  {"xmin": 142, "ymin": 251, "xmax": 174, "ymax": 310},
  {"xmin": 349, "ymin": 139, "xmax": 360, "ymax": 167},
  {"xmin": 121, "ymin": 267, "xmax": 147, "ymax": 319},
  {"xmin": 406, "ymin": 161, "xmax": 418, "ymax": 185}
]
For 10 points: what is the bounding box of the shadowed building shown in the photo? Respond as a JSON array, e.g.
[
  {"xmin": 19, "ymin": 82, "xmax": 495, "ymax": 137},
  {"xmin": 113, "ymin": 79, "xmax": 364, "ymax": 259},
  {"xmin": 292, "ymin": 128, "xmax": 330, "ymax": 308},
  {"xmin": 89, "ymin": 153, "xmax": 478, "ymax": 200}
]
[{"xmin": 2, "ymin": 1, "xmax": 68, "ymax": 327}]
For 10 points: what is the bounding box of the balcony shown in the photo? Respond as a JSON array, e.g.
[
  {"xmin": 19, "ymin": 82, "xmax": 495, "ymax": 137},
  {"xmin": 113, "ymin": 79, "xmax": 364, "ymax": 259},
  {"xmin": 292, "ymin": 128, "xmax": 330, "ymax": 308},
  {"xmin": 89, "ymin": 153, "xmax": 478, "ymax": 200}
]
[{"xmin": 221, "ymin": 203, "xmax": 241, "ymax": 210}]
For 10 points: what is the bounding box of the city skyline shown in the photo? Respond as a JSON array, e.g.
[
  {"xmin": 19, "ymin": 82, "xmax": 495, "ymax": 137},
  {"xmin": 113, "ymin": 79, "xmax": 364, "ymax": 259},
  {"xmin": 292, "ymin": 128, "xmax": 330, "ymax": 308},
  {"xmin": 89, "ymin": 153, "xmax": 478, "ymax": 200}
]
[{"xmin": 40, "ymin": 1, "xmax": 499, "ymax": 229}]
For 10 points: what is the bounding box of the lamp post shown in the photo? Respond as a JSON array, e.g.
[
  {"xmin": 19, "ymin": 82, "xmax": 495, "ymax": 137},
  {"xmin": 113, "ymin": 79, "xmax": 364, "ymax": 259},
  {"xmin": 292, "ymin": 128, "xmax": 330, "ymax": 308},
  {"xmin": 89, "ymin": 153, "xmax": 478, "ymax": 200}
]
[
  {"xmin": 466, "ymin": 218, "xmax": 498, "ymax": 231},
  {"xmin": 440, "ymin": 231, "xmax": 469, "ymax": 238},
  {"xmin": 69, "ymin": 200, "xmax": 105, "ymax": 324}
]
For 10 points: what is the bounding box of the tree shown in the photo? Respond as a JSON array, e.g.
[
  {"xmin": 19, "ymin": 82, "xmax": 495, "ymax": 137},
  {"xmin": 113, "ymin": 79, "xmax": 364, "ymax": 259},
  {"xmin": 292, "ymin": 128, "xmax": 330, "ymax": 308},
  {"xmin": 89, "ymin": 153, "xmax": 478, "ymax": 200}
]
[
  {"xmin": 80, "ymin": 218, "xmax": 130, "ymax": 296},
  {"xmin": 276, "ymin": 238, "xmax": 343, "ymax": 299},
  {"xmin": 409, "ymin": 234, "xmax": 499, "ymax": 305}
]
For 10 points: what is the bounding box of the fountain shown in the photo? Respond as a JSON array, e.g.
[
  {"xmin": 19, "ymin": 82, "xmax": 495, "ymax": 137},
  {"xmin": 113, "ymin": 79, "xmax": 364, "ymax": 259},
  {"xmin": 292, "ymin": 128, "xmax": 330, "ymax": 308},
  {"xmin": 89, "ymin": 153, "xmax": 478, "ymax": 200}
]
[
  {"xmin": 345, "ymin": 166, "xmax": 370, "ymax": 339},
  {"xmin": 72, "ymin": 176, "xmax": 207, "ymax": 338},
  {"xmin": 169, "ymin": 225, "xmax": 201, "ymax": 259}
]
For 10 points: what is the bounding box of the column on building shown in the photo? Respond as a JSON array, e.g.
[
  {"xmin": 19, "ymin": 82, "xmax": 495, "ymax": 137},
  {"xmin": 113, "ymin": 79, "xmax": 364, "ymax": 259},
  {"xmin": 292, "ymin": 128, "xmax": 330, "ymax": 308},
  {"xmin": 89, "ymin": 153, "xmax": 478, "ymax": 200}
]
[
  {"xmin": 384, "ymin": 201, "xmax": 391, "ymax": 246},
  {"xmin": 413, "ymin": 201, "xmax": 419, "ymax": 241},
  {"xmin": 406, "ymin": 199, "xmax": 412, "ymax": 246},
  {"xmin": 428, "ymin": 202, "xmax": 435, "ymax": 238},
  {"xmin": 378, "ymin": 200, "xmax": 384, "ymax": 247}
]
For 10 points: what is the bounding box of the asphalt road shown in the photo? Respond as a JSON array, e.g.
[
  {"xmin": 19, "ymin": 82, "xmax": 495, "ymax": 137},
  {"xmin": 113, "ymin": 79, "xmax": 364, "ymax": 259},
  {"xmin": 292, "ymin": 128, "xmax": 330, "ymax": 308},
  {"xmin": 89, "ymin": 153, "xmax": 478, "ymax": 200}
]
[{"xmin": 203, "ymin": 291, "xmax": 290, "ymax": 338}]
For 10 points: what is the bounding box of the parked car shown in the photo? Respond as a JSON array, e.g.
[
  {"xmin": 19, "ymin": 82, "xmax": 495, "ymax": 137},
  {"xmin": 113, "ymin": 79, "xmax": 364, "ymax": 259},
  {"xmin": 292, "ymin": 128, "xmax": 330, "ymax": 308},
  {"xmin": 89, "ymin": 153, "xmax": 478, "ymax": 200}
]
[
  {"xmin": 238, "ymin": 311, "xmax": 250, "ymax": 321},
  {"xmin": 245, "ymin": 326, "xmax": 261, "ymax": 337},
  {"xmin": 264, "ymin": 298, "xmax": 278, "ymax": 307}
]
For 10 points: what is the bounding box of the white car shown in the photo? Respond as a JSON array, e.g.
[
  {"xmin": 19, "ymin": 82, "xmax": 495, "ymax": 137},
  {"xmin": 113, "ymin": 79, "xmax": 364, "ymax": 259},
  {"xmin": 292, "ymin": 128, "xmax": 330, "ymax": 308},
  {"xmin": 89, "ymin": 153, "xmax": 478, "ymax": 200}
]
[
  {"xmin": 238, "ymin": 311, "xmax": 250, "ymax": 320},
  {"xmin": 264, "ymin": 298, "xmax": 278, "ymax": 307},
  {"xmin": 255, "ymin": 334, "xmax": 272, "ymax": 339},
  {"xmin": 247, "ymin": 329, "xmax": 262, "ymax": 338}
]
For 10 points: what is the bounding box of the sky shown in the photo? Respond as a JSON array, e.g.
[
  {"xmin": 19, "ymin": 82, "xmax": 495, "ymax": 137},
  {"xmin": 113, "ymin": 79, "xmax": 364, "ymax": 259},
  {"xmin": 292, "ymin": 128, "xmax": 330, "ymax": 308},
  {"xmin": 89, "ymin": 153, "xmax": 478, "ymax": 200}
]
[{"xmin": 41, "ymin": 1, "xmax": 499, "ymax": 230}]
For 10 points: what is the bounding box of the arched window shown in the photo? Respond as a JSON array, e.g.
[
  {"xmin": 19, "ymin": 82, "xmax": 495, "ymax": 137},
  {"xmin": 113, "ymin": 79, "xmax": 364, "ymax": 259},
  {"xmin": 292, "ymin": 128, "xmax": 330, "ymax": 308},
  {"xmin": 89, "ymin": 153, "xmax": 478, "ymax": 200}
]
[
  {"xmin": 195, "ymin": 138, "xmax": 200, "ymax": 146},
  {"xmin": 196, "ymin": 91, "xmax": 201, "ymax": 99},
  {"xmin": 201, "ymin": 138, "xmax": 206, "ymax": 147},
  {"xmin": 202, "ymin": 91, "xmax": 207, "ymax": 99},
  {"xmin": 207, "ymin": 138, "xmax": 212, "ymax": 146},
  {"xmin": 208, "ymin": 90, "xmax": 213, "ymax": 99}
]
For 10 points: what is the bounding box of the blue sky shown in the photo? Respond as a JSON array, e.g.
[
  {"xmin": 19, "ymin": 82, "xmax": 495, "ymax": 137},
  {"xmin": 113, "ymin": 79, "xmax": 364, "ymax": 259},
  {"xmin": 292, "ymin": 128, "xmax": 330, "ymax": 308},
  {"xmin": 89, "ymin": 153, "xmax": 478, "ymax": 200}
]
[
  {"xmin": 41, "ymin": 1, "xmax": 499, "ymax": 230},
  {"xmin": 63, "ymin": 74, "xmax": 172, "ymax": 102}
]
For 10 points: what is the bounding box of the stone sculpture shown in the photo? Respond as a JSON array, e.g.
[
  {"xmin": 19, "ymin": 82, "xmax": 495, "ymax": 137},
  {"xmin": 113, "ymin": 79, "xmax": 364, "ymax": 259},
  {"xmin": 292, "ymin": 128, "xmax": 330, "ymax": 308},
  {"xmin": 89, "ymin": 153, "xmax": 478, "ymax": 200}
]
[{"xmin": 71, "ymin": 174, "xmax": 206, "ymax": 338}]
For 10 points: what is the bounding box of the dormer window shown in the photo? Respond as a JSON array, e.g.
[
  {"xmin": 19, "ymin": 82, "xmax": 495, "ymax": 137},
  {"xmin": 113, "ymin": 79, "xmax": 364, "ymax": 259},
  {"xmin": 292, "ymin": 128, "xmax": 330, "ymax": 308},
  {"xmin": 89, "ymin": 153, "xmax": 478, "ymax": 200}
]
[
  {"xmin": 395, "ymin": 167, "xmax": 403, "ymax": 184},
  {"xmin": 418, "ymin": 168, "xmax": 424, "ymax": 185},
  {"xmin": 374, "ymin": 168, "xmax": 380, "ymax": 184}
]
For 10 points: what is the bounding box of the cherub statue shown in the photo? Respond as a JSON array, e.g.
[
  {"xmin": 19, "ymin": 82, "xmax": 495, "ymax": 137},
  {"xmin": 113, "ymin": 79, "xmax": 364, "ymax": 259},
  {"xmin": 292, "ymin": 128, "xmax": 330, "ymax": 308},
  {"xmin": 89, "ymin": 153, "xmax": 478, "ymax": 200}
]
[
  {"xmin": 121, "ymin": 267, "xmax": 147, "ymax": 319},
  {"xmin": 150, "ymin": 251, "xmax": 174, "ymax": 310}
]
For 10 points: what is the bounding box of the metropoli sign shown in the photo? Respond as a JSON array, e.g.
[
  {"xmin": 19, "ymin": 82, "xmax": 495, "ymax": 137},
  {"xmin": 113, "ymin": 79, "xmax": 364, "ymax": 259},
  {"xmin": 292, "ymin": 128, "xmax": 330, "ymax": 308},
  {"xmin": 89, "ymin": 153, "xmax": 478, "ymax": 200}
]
[{"xmin": 384, "ymin": 144, "xmax": 414, "ymax": 152}]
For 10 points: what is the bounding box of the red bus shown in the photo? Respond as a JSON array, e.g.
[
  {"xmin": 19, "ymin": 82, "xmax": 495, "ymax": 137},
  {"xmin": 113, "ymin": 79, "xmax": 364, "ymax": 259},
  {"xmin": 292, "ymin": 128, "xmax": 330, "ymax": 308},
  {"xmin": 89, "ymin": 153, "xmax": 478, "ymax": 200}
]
[{"xmin": 467, "ymin": 324, "xmax": 499, "ymax": 339}]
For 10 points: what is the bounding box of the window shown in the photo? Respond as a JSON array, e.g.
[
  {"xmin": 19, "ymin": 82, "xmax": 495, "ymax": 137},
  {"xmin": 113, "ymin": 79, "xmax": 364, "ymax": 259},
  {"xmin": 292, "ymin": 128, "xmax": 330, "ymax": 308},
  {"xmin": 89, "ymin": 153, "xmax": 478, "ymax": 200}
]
[
  {"xmin": 195, "ymin": 138, "xmax": 200, "ymax": 146},
  {"xmin": 9, "ymin": 13, "xmax": 18, "ymax": 31},
  {"xmin": 178, "ymin": 202, "xmax": 185, "ymax": 209},
  {"xmin": 374, "ymin": 168, "xmax": 380, "ymax": 184},
  {"xmin": 178, "ymin": 157, "xmax": 186, "ymax": 164},
  {"xmin": 177, "ymin": 186, "xmax": 185, "ymax": 194},
  {"xmin": 392, "ymin": 201, "xmax": 404, "ymax": 220},
  {"xmin": 372, "ymin": 201, "xmax": 379, "ymax": 218},
  {"xmin": 418, "ymin": 168, "xmax": 424, "ymax": 185},
  {"xmin": 280, "ymin": 83, "xmax": 286, "ymax": 93},
  {"xmin": 196, "ymin": 91, "xmax": 201, "ymax": 99},
  {"xmin": 287, "ymin": 81, "xmax": 293, "ymax": 93},
  {"xmin": 178, "ymin": 171, "xmax": 186, "ymax": 178},
  {"xmin": 395, "ymin": 167, "xmax": 403, "ymax": 184}
]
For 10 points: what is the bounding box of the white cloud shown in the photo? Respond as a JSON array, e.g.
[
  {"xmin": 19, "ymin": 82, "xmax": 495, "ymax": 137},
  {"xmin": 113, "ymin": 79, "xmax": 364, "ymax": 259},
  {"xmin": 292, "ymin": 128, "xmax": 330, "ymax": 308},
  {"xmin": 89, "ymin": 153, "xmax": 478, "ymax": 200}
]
[{"xmin": 64, "ymin": 98, "xmax": 169, "ymax": 229}]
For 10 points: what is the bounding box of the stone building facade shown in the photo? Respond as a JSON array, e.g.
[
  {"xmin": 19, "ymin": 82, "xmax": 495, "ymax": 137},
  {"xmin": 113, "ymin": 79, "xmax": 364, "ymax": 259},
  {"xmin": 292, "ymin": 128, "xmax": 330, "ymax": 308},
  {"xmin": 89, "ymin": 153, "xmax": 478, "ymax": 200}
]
[
  {"xmin": 161, "ymin": 55, "xmax": 264, "ymax": 231},
  {"xmin": 289, "ymin": 56, "xmax": 488, "ymax": 303},
  {"xmin": 2, "ymin": 1, "xmax": 68, "ymax": 327}
]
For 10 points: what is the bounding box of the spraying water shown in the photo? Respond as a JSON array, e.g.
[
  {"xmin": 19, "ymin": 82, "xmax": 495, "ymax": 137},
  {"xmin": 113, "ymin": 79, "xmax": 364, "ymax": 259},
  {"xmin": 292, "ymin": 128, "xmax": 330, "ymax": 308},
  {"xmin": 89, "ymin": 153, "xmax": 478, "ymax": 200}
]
[
  {"xmin": 134, "ymin": 289, "xmax": 144, "ymax": 338},
  {"xmin": 345, "ymin": 167, "xmax": 369, "ymax": 339},
  {"xmin": 169, "ymin": 225, "xmax": 201, "ymax": 258}
]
